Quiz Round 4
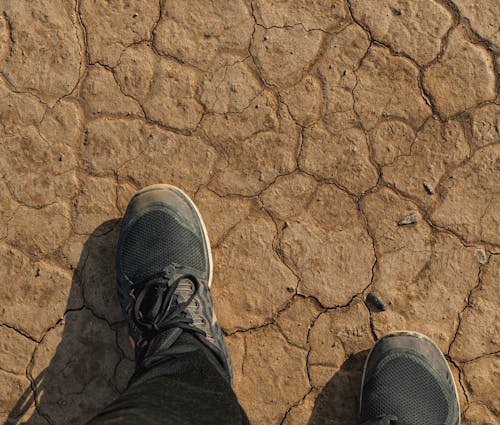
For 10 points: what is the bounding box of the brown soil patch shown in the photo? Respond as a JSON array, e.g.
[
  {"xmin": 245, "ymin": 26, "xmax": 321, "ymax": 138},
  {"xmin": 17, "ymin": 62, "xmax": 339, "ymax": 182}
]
[{"xmin": 0, "ymin": 1, "xmax": 498, "ymax": 424}]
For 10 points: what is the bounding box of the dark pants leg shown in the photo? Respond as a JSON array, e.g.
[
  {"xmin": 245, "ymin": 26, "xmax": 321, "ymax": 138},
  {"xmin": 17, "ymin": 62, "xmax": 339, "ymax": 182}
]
[{"xmin": 87, "ymin": 334, "xmax": 250, "ymax": 425}]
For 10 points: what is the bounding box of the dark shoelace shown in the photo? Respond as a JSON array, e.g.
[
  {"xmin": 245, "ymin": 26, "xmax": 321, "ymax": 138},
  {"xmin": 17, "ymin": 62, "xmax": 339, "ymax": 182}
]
[{"xmin": 130, "ymin": 271, "xmax": 206, "ymax": 340}]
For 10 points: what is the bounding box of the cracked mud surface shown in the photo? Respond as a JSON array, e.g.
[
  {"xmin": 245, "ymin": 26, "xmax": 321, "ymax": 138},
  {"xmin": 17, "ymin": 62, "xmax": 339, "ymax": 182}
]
[{"xmin": 0, "ymin": 1, "xmax": 498, "ymax": 424}]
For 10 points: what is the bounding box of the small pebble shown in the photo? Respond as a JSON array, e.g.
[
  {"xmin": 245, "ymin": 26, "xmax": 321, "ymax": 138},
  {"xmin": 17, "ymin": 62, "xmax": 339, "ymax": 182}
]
[
  {"xmin": 286, "ymin": 287, "xmax": 294, "ymax": 293},
  {"xmin": 398, "ymin": 211, "xmax": 418, "ymax": 226},
  {"xmin": 366, "ymin": 292, "xmax": 386, "ymax": 312},
  {"xmin": 475, "ymin": 249, "xmax": 488, "ymax": 265},
  {"xmin": 423, "ymin": 182, "xmax": 434, "ymax": 195}
]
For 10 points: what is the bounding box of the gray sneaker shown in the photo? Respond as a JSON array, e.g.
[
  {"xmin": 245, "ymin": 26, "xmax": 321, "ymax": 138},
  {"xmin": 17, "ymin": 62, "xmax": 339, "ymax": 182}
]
[
  {"xmin": 359, "ymin": 331, "xmax": 460, "ymax": 425},
  {"xmin": 116, "ymin": 184, "xmax": 232, "ymax": 384}
]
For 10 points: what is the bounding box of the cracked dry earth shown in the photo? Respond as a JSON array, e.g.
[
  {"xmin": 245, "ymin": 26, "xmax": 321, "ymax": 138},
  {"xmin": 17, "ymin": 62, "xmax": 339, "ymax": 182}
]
[{"xmin": 0, "ymin": 0, "xmax": 499, "ymax": 424}]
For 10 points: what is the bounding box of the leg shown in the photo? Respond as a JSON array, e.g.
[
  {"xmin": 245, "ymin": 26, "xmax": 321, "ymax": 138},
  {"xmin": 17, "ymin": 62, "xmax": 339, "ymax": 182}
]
[
  {"xmin": 359, "ymin": 331, "xmax": 460, "ymax": 425},
  {"xmin": 88, "ymin": 184, "xmax": 249, "ymax": 424},
  {"xmin": 88, "ymin": 334, "xmax": 249, "ymax": 425}
]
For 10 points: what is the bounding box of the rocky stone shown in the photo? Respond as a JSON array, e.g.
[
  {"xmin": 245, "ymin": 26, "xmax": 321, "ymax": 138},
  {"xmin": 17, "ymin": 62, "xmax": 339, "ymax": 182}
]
[
  {"xmin": 397, "ymin": 211, "xmax": 418, "ymax": 226},
  {"xmin": 153, "ymin": 0, "xmax": 253, "ymax": 69},
  {"xmin": 251, "ymin": 25, "xmax": 323, "ymax": 87},
  {"xmin": 254, "ymin": 0, "xmax": 347, "ymax": 31},
  {"xmin": 382, "ymin": 118, "xmax": 469, "ymax": 209},
  {"xmin": 453, "ymin": 0, "xmax": 500, "ymax": 48},
  {"xmin": 354, "ymin": 45, "xmax": 431, "ymax": 130},
  {"xmin": 234, "ymin": 326, "xmax": 310, "ymax": 424},
  {"xmin": 2, "ymin": 0, "xmax": 82, "ymax": 105},
  {"xmin": 0, "ymin": 245, "xmax": 74, "ymax": 340},
  {"xmin": 300, "ymin": 124, "xmax": 379, "ymax": 195},
  {"xmin": 317, "ymin": 23, "xmax": 370, "ymax": 134},
  {"xmin": 80, "ymin": 0, "xmax": 160, "ymax": 67},
  {"xmin": 431, "ymin": 144, "xmax": 500, "ymax": 245},
  {"xmin": 475, "ymin": 248, "xmax": 489, "ymax": 265},
  {"xmin": 260, "ymin": 172, "xmax": 318, "ymax": 221},
  {"xmin": 212, "ymin": 213, "xmax": 297, "ymax": 331},
  {"xmin": 450, "ymin": 255, "xmax": 500, "ymax": 362},
  {"xmin": 31, "ymin": 309, "xmax": 121, "ymax": 423},
  {"xmin": 423, "ymin": 27, "xmax": 496, "ymax": 118},
  {"xmin": 282, "ymin": 184, "xmax": 375, "ymax": 306},
  {"xmin": 470, "ymin": 103, "xmax": 500, "ymax": 148},
  {"xmin": 81, "ymin": 65, "xmax": 143, "ymax": 116},
  {"xmin": 365, "ymin": 292, "xmax": 387, "ymax": 312},
  {"xmin": 349, "ymin": 0, "xmax": 453, "ymax": 65},
  {"xmin": 276, "ymin": 296, "xmax": 322, "ymax": 348}
]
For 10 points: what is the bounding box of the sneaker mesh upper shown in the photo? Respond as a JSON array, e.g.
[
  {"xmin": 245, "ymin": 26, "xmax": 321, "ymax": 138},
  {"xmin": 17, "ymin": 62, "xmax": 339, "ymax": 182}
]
[
  {"xmin": 121, "ymin": 210, "xmax": 205, "ymax": 280},
  {"xmin": 362, "ymin": 353, "xmax": 449, "ymax": 425}
]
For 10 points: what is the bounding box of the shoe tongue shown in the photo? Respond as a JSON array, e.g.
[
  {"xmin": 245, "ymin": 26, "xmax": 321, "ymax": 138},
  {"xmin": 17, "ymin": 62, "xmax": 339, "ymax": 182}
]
[{"xmin": 133, "ymin": 277, "xmax": 167, "ymax": 322}]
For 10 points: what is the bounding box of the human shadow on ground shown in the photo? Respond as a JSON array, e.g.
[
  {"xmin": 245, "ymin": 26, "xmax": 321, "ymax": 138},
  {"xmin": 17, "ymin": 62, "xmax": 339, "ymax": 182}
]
[
  {"xmin": 7, "ymin": 220, "xmax": 134, "ymax": 425},
  {"xmin": 308, "ymin": 350, "xmax": 369, "ymax": 425},
  {"xmin": 7, "ymin": 218, "xmax": 369, "ymax": 424}
]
